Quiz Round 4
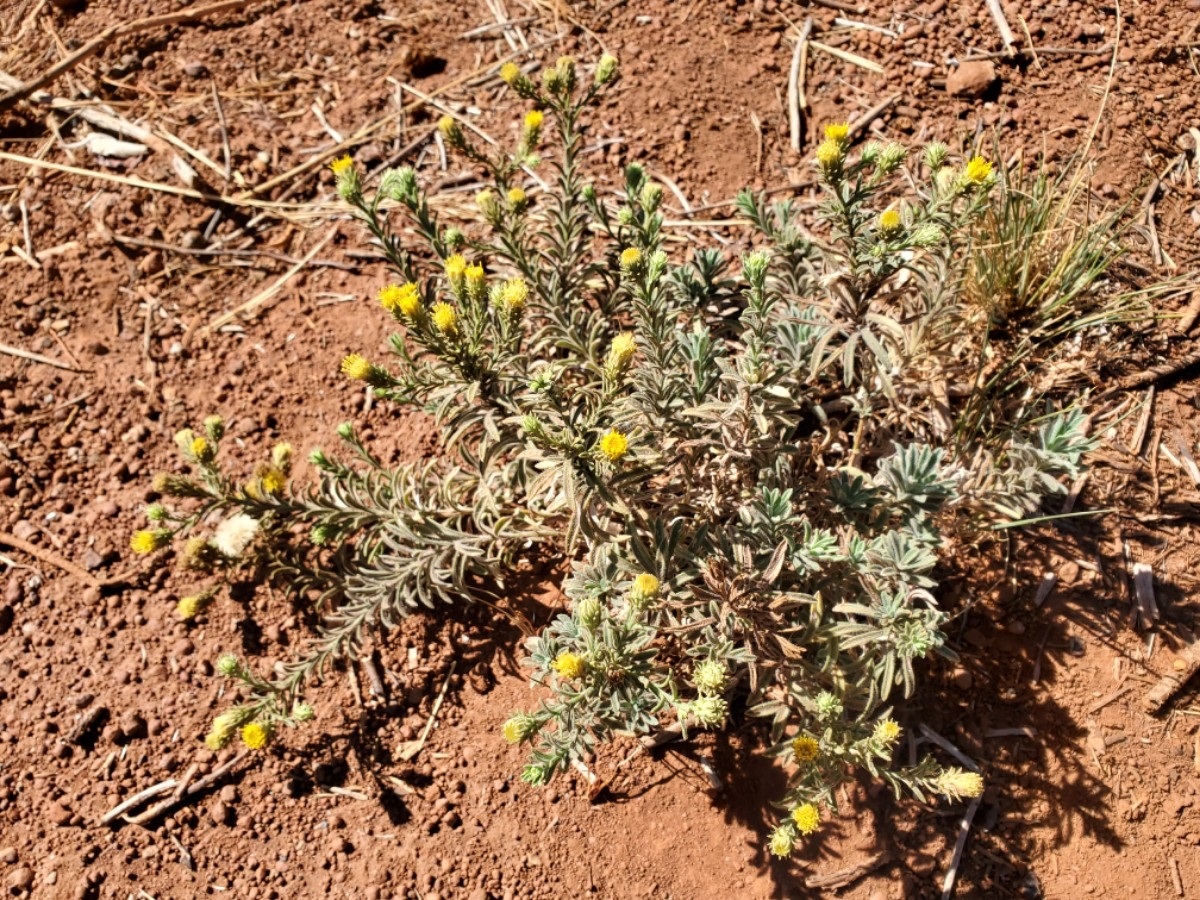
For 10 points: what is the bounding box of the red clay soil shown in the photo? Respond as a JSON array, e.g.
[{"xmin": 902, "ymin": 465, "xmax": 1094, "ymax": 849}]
[{"xmin": 2, "ymin": 0, "xmax": 1200, "ymax": 898}]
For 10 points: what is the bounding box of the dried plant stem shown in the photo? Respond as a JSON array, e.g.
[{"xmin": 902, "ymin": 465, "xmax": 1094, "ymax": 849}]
[
  {"xmin": 199, "ymin": 226, "xmax": 339, "ymax": 334},
  {"xmin": 941, "ymin": 797, "xmax": 981, "ymax": 900},
  {"xmin": 0, "ymin": 341, "xmax": 90, "ymax": 374},
  {"xmin": 985, "ymin": 0, "xmax": 1018, "ymax": 53},
  {"xmin": 0, "ymin": 530, "xmax": 102, "ymax": 588}
]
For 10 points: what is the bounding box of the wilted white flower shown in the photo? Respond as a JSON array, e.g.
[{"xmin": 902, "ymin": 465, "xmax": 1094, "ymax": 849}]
[{"xmin": 212, "ymin": 513, "xmax": 259, "ymax": 558}]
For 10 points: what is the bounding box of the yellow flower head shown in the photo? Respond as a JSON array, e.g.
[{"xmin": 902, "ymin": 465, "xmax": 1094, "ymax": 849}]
[
  {"xmin": 937, "ymin": 767, "xmax": 984, "ymax": 800},
  {"xmin": 792, "ymin": 735, "xmax": 820, "ymax": 763},
  {"xmin": 444, "ymin": 253, "xmax": 468, "ymax": 282},
  {"xmin": 176, "ymin": 592, "xmax": 213, "ymax": 620},
  {"xmin": 437, "ymin": 115, "xmax": 458, "ymax": 139},
  {"xmin": 607, "ymin": 332, "xmax": 636, "ymax": 370},
  {"xmin": 260, "ymin": 466, "xmax": 287, "ymax": 497},
  {"xmin": 464, "ymin": 263, "xmax": 486, "ymax": 303},
  {"xmin": 824, "ymin": 122, "xmax": 850, "ymax": 144},
  {"xmin": 874, "ymin": 719, "xmax": 901, "ymax": 744},
  {"xmin": 507, "ymin": 186, "xmax": 528, "ymax": 210},
  {"xmin": 431, "ymin": 302, "xmax": 460, "ymax": 336},
  {"xmin": 130, "ymin": 529, "xmax": 170, "ymax": 555},
  {"xmin": 499, "ymin": 62, "xmax": 521, "ymax": 85},
  {"xmin": 792, "ymin": 802, "xmax": 820, "ymax": 836},
  {"xmin": 619, "ymin": 247, "xmax": 642, "ymax": 271},
  {"xmin": 551, "ymin": 651, "xmax": 587, "ymax": 680},
  {"xmin": 380, "ymin": 282, "xmax": 422, "ymax": 318},
  {"xmin": 190, "ymin": 436, "xmax": 214, "ymax": 463},
  {"xmin": 599, "ymin": 428, "xmax": 628, "ymax": 462},
  {"xmin": 965, "ymin": 156, "xmax": 993, "ymax": 184},
  {"xmin": 499, "ymin": 278, "xmax": 529, "ymax": 312},
  {"xmin": 816, "ymin": 139, "xmax": 842, "ymax": 169},
  {"xmin": 631, "ymin": 573, "xmax": 660, "ymax": 602},
  {"xmin": 241, "ymin": 722, "xmax": 271, "ymax": 750},
  {"xmin": 879, "ymin": 209, "xmax": 902, "ymax": 235},
  {"xmin": 524, "ymin": 110, "xmax": 544, "ymax": 130},
  {"xmin": 330, "ymin": 155, "xmax": 354, "ymax": 176},
  {"xmin": 340, "ymin": 353, "xmax": 372, "ymax": 381}
]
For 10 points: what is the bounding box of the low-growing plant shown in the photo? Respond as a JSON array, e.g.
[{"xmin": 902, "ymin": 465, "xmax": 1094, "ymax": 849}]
[{"xmin": 135, "ymin": 55, "xmax": 1119, "ymax": 855}]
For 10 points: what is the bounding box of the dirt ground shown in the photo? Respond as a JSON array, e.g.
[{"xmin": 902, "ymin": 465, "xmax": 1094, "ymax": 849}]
[{"xmin": 2, "ymin": 0, "xmax": 1200, "ymax": 897}]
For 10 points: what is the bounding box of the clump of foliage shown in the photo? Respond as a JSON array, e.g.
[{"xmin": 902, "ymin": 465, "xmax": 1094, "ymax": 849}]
[{"xmin": 135, "ymin": 55, "xmax": 1112, "ymax": 854}]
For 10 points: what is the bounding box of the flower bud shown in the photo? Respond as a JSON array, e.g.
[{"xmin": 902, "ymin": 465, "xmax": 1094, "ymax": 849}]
[
  {"xmin": 555, "ymin": 56, "xmax": 576, "ymax": 92},
  {"xmin": 203, "ymin": 415, "xmax": 225, "ymax": 444},
  {"xmin": 693, "ymin": 659, "xmax": 728, "ymax": 695},
  {"xmin": 174, "ymin": 428, "xmax": 196, "ymax": 456},
  {"xmin": 936, "ymin": 767, "xmax": 984, "ymax": 800},
  {"xmin": 815, "ymin": 691, "xmax": 843, "ymax": 721},
  {"xmin": 878, "ymin": 141, "xmax": 907, "ymax": 174},
  {"xmin": 521, "ymin": 414, "xmax": 545, "ymax": 439},
  {"xmin": 437, "ymin": 115, "xmax": 467, "ymax": 151},
  {"xmin": 443, "ymin": 226, "xmax": 465, "ymax": 250},
  {"xmin": 768, "ymin": 825, "xmax": 795, "ymax": 858},
  {"xmin": 502, "ymin": 712, "xmax": 539, "ymax": 744},
  {"xmin": 742, "ymin": 249, "xmax": 771, "ymax": 287},
  {"xmin": 216, "ymin": 654, "xmax": 241, "ymax": 677},
  {"xmin": 910, "ymin": 223, "xmax": 944, "ymax": 247},
  {"xmin": 595, "ymin": 53, "xmax": 618, "ymax": 85},
  {"xmin": 640, "ymin": 182, "xmax": 663, "ymax": 214},
  {"xmin": 603, "ymin": 332, "xmax": 637, "ymax": 382},
  {"xmin": 153, "ymin": 472, "xmax": 208, "ymax": 498},
  {"xmin": 476, "ymin": 189, "xmax": 503, "ymax": 225},
  {"xmin": 577, "ymin": 597, "xmax": 604, "ymax": 631},
  {"xmin": 924, "ymin": 141, "xmax": 949, "ymax": 171},
  {"xmin": 145, "ymin": 503, "xmax": 168, "ymax": 522},
  {"xmin": 292, "ymin": 702, "xmax": 315, "ymax": 723},
  {"xmin": 688, "ymin": 695, "xmax": 727, "ymax": 728},
  {"xmin": 271, "ymin": 442, "xmax": 293, "ymax": 474},
  {"xmin": 336, "ymin": 422, "xmax": 354, "ymax": 440},
  {"xmin": 379, "ymin": 166, "xmax": 417, "ymax": 203}
]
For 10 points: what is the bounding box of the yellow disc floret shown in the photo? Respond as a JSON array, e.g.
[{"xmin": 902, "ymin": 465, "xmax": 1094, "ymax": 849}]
[
  {"xmin": 379, "ymin": 282, "xmax": 421, "ymax": 318},
  {"xmin": 130, "ymin": 529, "xmax": 170, "ymax": 554},
  {"xmin": 240, "ymin": 722, "xmax": 271, "ymax": 750},
  {"xmin": 341, "ymin": 353, "xmax": 372, "ymax": 381},
  {"xmin": 431, "ymin": 302, "xmax": 460, "ymax": 336},
  {"xmin": 500, "ymin": 278, "xmax": 529, "ymax": 312},
  {"xmin": 874, "ymin": 719, "xmax": 901, "ymax": 743},
  {"xmin": 964, "ymin": 156, "xmax": 993, "ymax": 184},
  {"xmin": 260, "ymin": 466, "xmax": 287, "ymax": 497},
  {"xmin": 792, "ymin": 735, "xmax": 820, "ymax": 763},
  {"xmin": 551, "ymin": 651, "xmax": 587, "ymax": 680},
  {"xmin": 792, "ymin": 802, "xmax": 820, "ymax": 835},
  {"xmin": 524, "ymin": 110, "xmax": 544, "ymax": 130},
  {"xmin": 599, "ymin": 428, "xmax": 628, "ymax": 462},
  {"xmin": 816, "ymin": 139, "xmax": 842, "ymax": 169},
  {"xmin": 619, "ymin": 247, "xmax": 642, "ymax": 271},
  {"xmin": 500, "ymin": 62, "xmax": 521, "ymax": 85},
  {"xmin": 330, "ymin": 155, "xmax": 354, "ymax": 176},
  {"xmin": 824, "ymin": 122, "xmax": 850, "ymax": 144},
  {"xmin": 879, "ymin": 209, "xmax": 902, "ymax": 234},
  {"xmin": 444, "ymin": 253, "xmax": 468, "ymax": 282},
  {"xmin": 191, "ymin": 436, "xmax": 214, "ymax": 463}
]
